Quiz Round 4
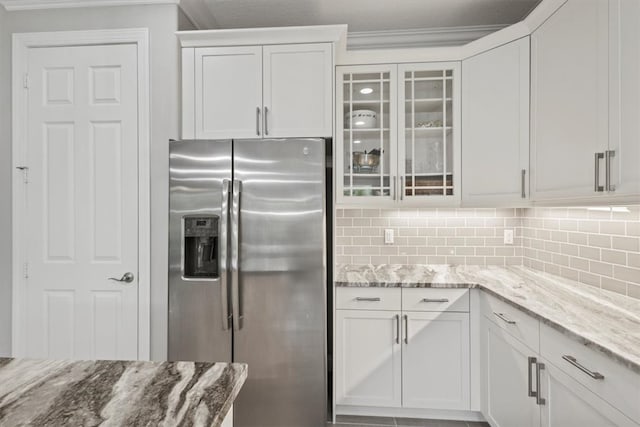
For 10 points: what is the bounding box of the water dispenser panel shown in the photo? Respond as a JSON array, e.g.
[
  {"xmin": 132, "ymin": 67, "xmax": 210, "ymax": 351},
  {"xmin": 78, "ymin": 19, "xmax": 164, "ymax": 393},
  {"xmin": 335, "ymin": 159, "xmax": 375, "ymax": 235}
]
[{"xmin": 183, "ymin": 216, "xmax": 219, "ymax": 279}]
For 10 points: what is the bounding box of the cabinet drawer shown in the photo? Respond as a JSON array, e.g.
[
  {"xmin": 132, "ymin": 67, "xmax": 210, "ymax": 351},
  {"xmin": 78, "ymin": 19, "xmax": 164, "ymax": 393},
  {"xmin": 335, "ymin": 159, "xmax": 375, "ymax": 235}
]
[
  {"xmin": 540, "ymin": 322, "xmax": 640, "ymax": 423},
  {"xmin": 480, "ymin": 292, "xmax": 539, "ymax": 353},
  {"xmin": 336, "ymin": 287, "xmax": 401, "ymax": 311},
  {"xmin": 402, "ymin": 288, "xmax": 469, "ymax": 312}
]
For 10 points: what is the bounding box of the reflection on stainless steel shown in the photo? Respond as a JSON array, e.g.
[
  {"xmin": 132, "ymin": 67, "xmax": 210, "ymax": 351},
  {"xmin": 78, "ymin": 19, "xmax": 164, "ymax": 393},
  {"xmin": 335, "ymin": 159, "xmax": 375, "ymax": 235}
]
[{"xmin": 169, "ymin": 138, "xmax": 326, "ymax": 427}]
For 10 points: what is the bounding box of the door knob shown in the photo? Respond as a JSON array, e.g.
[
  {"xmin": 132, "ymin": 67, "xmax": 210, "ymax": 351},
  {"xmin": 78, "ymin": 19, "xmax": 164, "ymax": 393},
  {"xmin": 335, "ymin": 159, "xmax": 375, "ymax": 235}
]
[{"xmin": 108, "ymin": 272, "xmax": 135, "ymax": 283}]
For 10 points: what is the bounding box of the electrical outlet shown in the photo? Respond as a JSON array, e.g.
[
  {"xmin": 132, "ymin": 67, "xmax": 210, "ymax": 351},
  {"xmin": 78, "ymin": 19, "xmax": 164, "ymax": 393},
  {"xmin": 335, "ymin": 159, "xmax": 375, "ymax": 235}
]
[
  {"xmin": 503, "ymin": 229, "xmax": 514, "ymax": 245},
  {"xmin": 384, "ymin": 229, "xmax": 394, "ymax": 244}
]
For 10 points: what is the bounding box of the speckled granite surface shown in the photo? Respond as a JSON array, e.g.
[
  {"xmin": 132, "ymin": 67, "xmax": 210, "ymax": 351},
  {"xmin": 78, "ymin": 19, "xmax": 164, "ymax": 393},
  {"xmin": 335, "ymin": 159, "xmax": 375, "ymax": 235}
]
[
  {"xmin": 336, "ymin": 264, "xmax": 640, "ymax": 375},
  {"xmin": 0, "ymin": 358, "xmax": 247, "ymax": 427}
]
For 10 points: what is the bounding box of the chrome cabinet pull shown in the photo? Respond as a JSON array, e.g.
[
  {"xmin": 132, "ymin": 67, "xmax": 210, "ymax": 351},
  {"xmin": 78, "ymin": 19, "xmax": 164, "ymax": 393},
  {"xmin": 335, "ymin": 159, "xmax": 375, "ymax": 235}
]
[
  {"xmin": 264, "ymin": 106, "xmax": 269, "ymax": 136},
  {"xmin": 256, "ymin": 107, "xmax": 261, "ymax": 136},
  {"xmin": 108, "ymin": 272, "xmax": 134, "ymax": 283},
  {"xmin": 562, "ymin": 355, "xmax": 605, "ymax": 380},
  {"xmin": 521, "ymin": 169, "xmax": 526, "ymax": 198},
  {"xmin": 395, "ymin": 314, "xmax": 400, "ymax": 344},
  {"xmin": 231, "ymin": 179, "xmax": 242, "ymax": 330},
  {"xmin": 220, "ymin": 179, "xmax": 230, "ymax": 330},
  {"xmin": 528, "ymin": 357, "xmax": 537, "ymax": 398},
  {"xmin": 493, "ymin": 312, "xmax": 516, "ymax": 325},
  {"xmin": 355, "ymin": 297, "xmax": 381, "ymax": 302},
  {"xmin": 400, "ymin": 176, "xmax": 405, "ymax": 200},
  {"xmin": 422, "ymin": 298, "xmax": 449, "ymax": 303},
  {"xmin": 535, "ymin": 361, "xmax": 546, "ymax": 405},
  {"xmin": 393, "ymin": 176, "xmax": 397, "ymax": 200},
  {"xmin": 403, "ymin": 314, "xmax": 409, "ymax": 344},
  {"xmin": 605, "ymin": 150, "xmax": 615, "ymax": 192},
  {"xmin": 594, "ymin": 152, "xmax": 604, "ymax": 192}
]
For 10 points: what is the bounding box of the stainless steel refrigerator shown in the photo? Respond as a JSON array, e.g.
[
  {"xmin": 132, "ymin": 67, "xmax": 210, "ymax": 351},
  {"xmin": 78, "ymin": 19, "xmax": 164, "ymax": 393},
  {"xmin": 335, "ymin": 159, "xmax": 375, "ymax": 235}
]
[{"xmin": 168, "ymin": 138, "xmax": 326, "ymax": 427}]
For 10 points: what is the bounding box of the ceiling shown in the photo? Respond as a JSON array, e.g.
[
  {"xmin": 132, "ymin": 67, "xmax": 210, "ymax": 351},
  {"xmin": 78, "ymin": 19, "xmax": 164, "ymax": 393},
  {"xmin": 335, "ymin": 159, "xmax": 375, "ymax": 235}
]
[{"xmin": 184, "ymin": 0, "xmax": 542, "ymax": 33}]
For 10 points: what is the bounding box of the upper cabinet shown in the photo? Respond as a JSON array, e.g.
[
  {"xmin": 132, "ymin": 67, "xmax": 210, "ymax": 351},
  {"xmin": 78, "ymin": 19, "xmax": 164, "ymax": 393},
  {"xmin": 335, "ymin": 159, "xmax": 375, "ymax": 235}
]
[
  {"xmin": 336, "ymin": 61, "xmax": 461, "ymax": 206},
  {"xmin": 462, "ymin": 37, "xmax": 530, "ymax": 206},
  {"xmin": 531, "ymin": 0, "xmax": 640, "ymax": 203},
  {"xmin": 179, "ymin": 26, "xmax": 346, "ymax": 139}
]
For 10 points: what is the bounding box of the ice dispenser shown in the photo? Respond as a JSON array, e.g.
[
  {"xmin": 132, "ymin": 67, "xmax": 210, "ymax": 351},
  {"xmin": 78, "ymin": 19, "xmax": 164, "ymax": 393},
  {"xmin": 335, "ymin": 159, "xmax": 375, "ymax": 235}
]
[{"xmin": 183, "ymin": 216, "xmax": 219, "ymax": 279}]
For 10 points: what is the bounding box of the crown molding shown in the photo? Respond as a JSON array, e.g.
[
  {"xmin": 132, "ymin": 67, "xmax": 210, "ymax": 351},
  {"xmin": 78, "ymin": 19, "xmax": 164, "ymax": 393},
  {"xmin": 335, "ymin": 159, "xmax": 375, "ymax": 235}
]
[
  {"xmin": 347, "ymin": 24, "xmax": 507, "ymax": 50},
  {"xmin": 0, "ymin": 0, "xmax": 179, "ymax": 11}
]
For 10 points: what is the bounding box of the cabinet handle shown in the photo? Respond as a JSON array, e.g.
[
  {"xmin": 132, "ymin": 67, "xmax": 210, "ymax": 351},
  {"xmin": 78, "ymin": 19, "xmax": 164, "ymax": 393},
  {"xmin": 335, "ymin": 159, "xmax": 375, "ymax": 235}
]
[
  {"xmin": 264, "ymin": 106, "xmax": 269, "ymax": 136},
  {"xmin": 403, "ymin": 314, "xmax": 409, "ymax": 344},
  {"xmin": 521, "ymin": 169, "xmax": 526, "ymax": 199},
  {"xmin": 355, "ymin": 297, "xmax": 381, "ymax": 302},
  {"xmin": 256, "ymin": 107, "xmax": 261, "ymax": 136},
  {"xmin": 605, "ymin": 150, "xmax": 615, "ymax": 192},
  {"xmin": 393, "ymin": 176, "xmax": 397, "ymax": 200},
  {"xmin": 535, "ymin": 361, "xmax": 546, "ymax": 405},
  {"xmin": 493, "ymin": 312, "xmax": 516, "ymax": 325},
  {"xmin": 422, "ymin": 298, "xmax": 449, "ymax": 303},
  {"xmin": 528, "ymin": 357, "xmax": 537, "ymax": 398},
  {"xmin": 395, "ymin": 314, "xmax": 400, "ymax": 344},
  {"xmin": 594, "ymin": 152, "xmax": 604, "ymax": 192},
  {"xmin": 562, "ymin": 355, "xmax": 605, "ymax": 380},
  {"xmin": 400, "ymin": 176, "xmax": 405, "ymax": 200}
]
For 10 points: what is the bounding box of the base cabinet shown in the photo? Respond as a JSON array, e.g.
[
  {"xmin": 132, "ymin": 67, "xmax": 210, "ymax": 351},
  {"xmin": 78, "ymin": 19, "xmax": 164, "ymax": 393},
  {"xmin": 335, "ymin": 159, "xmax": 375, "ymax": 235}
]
[
  {"xmin": 335, "ymin": 310, "xmax": 402, "ymax": 408},
  {"xmin": 403, "ymin": 312, "xmax": 470, "ymax": 410}
]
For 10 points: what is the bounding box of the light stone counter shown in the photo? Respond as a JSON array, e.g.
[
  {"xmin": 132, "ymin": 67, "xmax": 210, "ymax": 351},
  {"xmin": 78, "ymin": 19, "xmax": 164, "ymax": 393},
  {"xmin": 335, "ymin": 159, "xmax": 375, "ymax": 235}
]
[
  {"xmin": 0, "ymin": 358, "xmax": 247, "ymax": 426},
  {"xmin": 336, "ymin": 264, "xmax": 640, "ymax": 374}
]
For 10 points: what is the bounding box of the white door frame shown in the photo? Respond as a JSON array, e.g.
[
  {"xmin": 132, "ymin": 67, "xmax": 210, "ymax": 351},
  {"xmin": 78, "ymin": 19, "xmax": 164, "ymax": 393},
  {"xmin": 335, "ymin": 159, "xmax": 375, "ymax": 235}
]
[{"xmin": 11, "ymin": 28, "xmax": 151, "ymax": 360}]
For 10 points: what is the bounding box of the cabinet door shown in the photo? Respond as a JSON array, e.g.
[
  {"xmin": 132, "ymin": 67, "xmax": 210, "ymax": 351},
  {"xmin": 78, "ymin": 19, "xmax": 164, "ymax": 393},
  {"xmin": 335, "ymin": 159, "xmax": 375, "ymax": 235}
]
[
  {"xmin": 262, "ymin": 43, "xmax": 332, "ymax": 138},
  {"xmin": 462, "ymin": 38, "xmax": 530, "ymax": 206},
  {"xmin": 540, "ymin": 358, "xmax": 638, "ymax": 427},
  {"xmin": 195, "ymin": 46, "xmax": 262, "ymax": 139},
  {"xmin": 481, "ymin": 317, "xmax": 540, "ymax": 427},
  {"xmin": 336, "ymin": 64, "xmax": 398, "ymax": 205},
  {"xmin": 402, "ymin": 312, "xmax": 470, "ymax": 410},
  {"xmin": 335, "ymin": 310, "xmax": 402, "ymax": 408},
  {"xmin": 398, "ymin": 62, "xmax": 461, "ymax": 206},
  {"xmin": 609, "ymin": 0, "xmax": 640, "ymax": 197},
  {"xmin": 531, "ymin": 0, "xmax": 609, "ymax": 201}
]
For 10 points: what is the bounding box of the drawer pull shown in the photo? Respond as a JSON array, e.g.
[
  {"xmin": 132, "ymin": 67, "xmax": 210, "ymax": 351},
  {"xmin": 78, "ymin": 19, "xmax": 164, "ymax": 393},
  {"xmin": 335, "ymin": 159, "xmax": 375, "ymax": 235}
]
[
  {"xmin": 493, "ymin": 312, "xmax": 516, "ymax": 325},
  {"xmin": 355, "ymin": 297, "xmax": 381, "ymax": 302},
  {"xmin": 562, "ymin": 355, "xmax": 605, "ymax": 380},
  {"xmin": 422, "ymin": 298, "xmax": 449, "ymax": 303}
]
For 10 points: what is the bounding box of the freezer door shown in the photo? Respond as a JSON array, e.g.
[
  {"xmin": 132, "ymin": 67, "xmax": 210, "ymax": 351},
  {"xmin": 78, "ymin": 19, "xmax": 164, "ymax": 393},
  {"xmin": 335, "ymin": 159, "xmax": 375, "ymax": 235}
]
[
  {"xmin": 169, "ymin": 139, "xmax": 233, "ymax": 363},
  {"xmin": 232, "ymin": 138, "xmax": 327, "ymax": 427}
]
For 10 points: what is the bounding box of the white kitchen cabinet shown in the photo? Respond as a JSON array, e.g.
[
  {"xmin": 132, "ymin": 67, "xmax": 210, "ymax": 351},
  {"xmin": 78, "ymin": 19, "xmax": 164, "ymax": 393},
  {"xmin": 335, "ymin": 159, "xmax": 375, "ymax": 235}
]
[
  {"xmin": 539, "ymin": 358, "xmax": 638, "ymax": 427},
  {"xmin": 336, "ymin": 62, "xmax": 461, "ymax": 206},
  {"xmin": 609, "ymin": 0, "xmax": 640, "ymax": 198},
  {"xmin": 462, "ymin": 37, "xmax": 530, "ymax": 206},
  {"xmin": 180, "ymin": 26, "xmax": 343, "ymax": 140},
  {"xmin": 195, "ymin": 46, "xmax": 263, "ymax": 139},
  {"xmin": 263, "ymin": 44, "xmax": 332, "ymax": 138},
  {"xmin": 402, "ymin": 311, "xmax": 470, "ymax": 410},
  {"xmin": 481, "ymin": 317, "xmax": 540, "ymax": 427},
  {"xmin": 335, "ymin": 309, "xmax": 402, "ymax": 408}
]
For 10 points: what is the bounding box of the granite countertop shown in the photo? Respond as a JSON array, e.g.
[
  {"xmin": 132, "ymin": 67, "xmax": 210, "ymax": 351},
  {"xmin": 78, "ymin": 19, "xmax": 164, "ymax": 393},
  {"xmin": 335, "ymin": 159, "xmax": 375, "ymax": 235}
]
[
  {"xmin": 0, "ymin": 358, "xmax": 247, "ymax": 427},
  {"xmin": 336, "ymin": 264, "xmax": 640, "ymax": 375}
]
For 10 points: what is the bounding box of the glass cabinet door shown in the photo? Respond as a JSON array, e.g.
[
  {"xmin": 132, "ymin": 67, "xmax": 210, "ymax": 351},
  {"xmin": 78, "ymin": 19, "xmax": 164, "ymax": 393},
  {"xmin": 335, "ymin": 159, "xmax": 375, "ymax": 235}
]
[
  {"xmin": 337, "ymin": 65, "xmax": 397, "ymax": 202},
  {"xmin": 398, "ymin": 63, "xmax": 460, "ymax": 202}
]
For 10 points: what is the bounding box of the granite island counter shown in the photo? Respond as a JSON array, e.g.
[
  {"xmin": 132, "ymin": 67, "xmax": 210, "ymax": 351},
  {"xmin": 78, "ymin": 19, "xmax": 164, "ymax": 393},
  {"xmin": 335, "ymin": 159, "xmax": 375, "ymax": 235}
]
[{"xmin": 0, "ymin": 358, "xmax": 247, "ymax": 427}]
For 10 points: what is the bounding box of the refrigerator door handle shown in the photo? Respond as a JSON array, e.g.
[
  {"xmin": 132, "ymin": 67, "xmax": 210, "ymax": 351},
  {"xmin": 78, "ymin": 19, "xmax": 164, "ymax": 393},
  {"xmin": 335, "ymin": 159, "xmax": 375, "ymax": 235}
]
[
  {"xmin": 220, "ymin": 179, "xmax": 231, "ymax": 330},
  {"xmin": 231, "ymin": 179, "xmax": 242, "ymax": 330}
]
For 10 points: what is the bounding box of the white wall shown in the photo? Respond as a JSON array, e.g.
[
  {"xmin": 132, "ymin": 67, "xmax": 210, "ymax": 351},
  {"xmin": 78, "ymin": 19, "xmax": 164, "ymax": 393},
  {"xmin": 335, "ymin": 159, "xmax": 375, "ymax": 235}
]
[{"xmin": 0, "ymin": 4, "xmax": 184, "ymax": 360}]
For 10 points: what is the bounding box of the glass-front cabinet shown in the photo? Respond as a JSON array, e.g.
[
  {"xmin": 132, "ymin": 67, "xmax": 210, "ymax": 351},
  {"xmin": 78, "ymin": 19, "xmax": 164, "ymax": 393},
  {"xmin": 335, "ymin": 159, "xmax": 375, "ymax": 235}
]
[{"xmin": 336, "ymin": 62, "xmax": 460, "ymax": 206}]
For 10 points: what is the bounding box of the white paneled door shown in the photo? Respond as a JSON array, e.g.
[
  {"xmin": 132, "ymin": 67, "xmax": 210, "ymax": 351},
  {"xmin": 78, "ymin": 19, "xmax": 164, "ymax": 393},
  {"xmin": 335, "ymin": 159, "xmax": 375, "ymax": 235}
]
[{"xmin": 24, "ymin": 44, "xmax": 139, "ymax": 360}]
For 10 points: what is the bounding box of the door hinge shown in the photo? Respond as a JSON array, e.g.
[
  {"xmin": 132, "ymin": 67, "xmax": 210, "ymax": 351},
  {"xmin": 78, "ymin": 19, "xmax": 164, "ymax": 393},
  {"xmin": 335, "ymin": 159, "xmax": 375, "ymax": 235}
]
[
  {"xmin": 16, "ymin": 166, "xmax": 29, "ymax": 184},
  {"xmin": 23, "ymin": 73, "xmax": 29, "ymax": 89},
  {"xmin": 23, "ymin": 262, "xmax": 29, "ymax": 279}
]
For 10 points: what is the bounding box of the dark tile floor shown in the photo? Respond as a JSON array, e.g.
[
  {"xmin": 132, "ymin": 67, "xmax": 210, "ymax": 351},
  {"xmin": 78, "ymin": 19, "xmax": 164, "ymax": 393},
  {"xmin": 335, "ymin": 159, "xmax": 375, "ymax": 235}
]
[{"xmin": 327, "ymin": 415, "xmax": 490, "ymax": 427}]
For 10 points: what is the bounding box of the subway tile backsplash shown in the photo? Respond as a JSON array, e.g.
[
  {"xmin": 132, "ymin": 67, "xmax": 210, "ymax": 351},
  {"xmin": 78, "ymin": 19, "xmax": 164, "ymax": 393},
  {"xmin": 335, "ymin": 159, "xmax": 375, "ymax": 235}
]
[
  {"xmin": 522, "ymin": 206, "xmax": 640, "ymax": 299},
  {"xmin": 335, "ymin": 205, "xmax": 640, "ymax": 300}
]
